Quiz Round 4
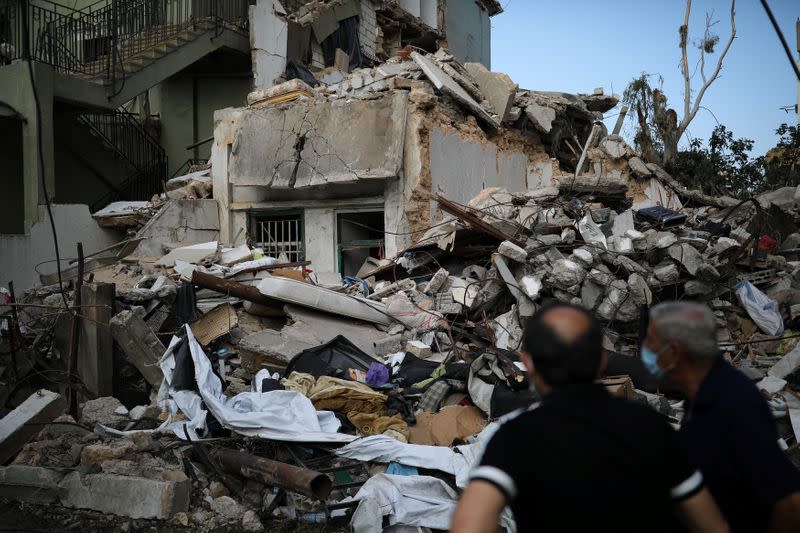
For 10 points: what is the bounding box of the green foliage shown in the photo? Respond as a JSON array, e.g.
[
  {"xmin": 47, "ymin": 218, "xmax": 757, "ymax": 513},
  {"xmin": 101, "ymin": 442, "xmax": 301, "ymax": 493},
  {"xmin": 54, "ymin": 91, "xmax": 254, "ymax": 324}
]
[
  {"xmin": 622, "ymin": 73, "xmax": 675, "ymax": 163},
  {"xmin": 666, "ymin": 124, "xmax": 800, "ymax": 199},
  {"xmin": 761, "ymin": 124, "xmax": 800, "ymax": 191}
]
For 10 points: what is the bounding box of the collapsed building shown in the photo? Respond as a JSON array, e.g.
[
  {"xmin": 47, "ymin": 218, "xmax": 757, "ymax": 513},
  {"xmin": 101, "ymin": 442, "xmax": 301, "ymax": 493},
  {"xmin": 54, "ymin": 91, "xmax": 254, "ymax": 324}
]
[
  {"xmin": 3, "ymin": 1, "xmax": 800, "ymax": 532},
  {"xmin": 212, "ymin": 48, "xmax": 624, "ymax": 274},
  {"xmin": 0, "ymin": 0, "xmax": 502, "ymax": 289}
]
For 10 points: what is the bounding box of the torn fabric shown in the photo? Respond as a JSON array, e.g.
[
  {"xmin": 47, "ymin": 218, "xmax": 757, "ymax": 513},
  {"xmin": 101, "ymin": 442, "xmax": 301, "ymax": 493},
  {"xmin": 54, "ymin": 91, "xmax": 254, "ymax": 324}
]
[{"xmin": 141, "ymin": 326, "xmax": 356, "ymax": 442}]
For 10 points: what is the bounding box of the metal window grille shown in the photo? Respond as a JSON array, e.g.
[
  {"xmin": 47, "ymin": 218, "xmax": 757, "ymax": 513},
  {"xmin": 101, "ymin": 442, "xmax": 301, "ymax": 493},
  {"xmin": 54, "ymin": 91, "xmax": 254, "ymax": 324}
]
[{"xmin": 252, "ymin": 215, "xmax": 303, "ymax": 262}]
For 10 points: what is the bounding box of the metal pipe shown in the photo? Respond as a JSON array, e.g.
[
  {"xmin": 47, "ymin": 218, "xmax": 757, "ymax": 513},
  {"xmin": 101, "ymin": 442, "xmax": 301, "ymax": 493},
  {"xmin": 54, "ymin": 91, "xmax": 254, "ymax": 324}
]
[{"xmin": 213, "ymin": 448, "xmax": 333, "ymax": 500}]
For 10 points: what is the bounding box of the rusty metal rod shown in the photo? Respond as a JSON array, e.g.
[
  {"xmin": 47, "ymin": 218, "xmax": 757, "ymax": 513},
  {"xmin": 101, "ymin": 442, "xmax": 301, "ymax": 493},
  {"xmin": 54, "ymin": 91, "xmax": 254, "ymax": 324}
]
[
  {"xmin": 213, "ymin": 448, "xmax": 332, "ymax": 501},
  {"xmin": 191, "ymin": 270, "xmax": 281, "ymax": 308}
]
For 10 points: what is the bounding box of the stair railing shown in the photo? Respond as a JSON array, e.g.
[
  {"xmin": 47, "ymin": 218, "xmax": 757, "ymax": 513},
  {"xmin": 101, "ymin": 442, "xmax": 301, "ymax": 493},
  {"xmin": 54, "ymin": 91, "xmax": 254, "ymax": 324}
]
[
  {"xmin": 79, "ymin": 108, "xmax": 167, "ymax": 210},
  {"xmin": 0, "ymin": 0, "xmax": 249, "ymax": 79}
]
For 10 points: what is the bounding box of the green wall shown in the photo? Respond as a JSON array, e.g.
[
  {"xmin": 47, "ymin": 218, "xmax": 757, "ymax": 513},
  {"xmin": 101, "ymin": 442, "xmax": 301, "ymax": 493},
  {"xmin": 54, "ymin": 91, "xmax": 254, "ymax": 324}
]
[{"xmin": 149, "ymin": 75, "xmax": 251, "ymax": 176}]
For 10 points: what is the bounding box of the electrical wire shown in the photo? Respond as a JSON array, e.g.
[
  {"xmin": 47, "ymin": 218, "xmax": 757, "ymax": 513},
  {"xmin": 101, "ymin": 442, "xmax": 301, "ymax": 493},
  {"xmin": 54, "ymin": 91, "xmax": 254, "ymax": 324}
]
[
  {"xmin": 20, "ymin": 2, "xmax": 70, "ymax": 311},
  {"xmin": 759, "ymin": 0, "xmax": 800, "ymax": 82}
]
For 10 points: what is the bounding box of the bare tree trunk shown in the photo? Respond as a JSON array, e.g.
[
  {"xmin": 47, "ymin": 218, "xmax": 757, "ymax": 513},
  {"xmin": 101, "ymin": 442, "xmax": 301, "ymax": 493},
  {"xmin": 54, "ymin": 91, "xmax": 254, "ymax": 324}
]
[{"xmin": 677, "ymin": 0, "xmax": 737, "ymax": 144}]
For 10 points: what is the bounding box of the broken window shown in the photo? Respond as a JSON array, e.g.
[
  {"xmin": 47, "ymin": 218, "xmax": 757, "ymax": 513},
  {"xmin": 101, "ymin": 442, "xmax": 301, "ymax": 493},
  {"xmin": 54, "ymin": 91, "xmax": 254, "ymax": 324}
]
[
  {"xmin": 249, "ymin": 211, "xmax": 305, "ymax": 262},
  {"xmin": 337, "ymin": 211, "xmax": 384, "ymax": 276}
]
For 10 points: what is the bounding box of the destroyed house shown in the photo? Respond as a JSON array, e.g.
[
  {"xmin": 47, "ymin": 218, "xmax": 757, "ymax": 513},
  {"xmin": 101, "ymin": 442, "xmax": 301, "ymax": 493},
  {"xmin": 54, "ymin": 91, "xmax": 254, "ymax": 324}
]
[
  {"xmin": 1, "ymin": 0, "xmax": 502, "ymax": 289},
  {"xmin": 211, "ymin": 54, "xmax": 621, "ymax": 275}
]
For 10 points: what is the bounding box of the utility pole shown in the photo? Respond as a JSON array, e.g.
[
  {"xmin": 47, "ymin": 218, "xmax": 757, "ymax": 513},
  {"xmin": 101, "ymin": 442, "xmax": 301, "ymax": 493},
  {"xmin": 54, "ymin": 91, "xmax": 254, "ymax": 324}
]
[{"xmin": 796, "ymin": 18, "xmax": 799, "ymax": 125}]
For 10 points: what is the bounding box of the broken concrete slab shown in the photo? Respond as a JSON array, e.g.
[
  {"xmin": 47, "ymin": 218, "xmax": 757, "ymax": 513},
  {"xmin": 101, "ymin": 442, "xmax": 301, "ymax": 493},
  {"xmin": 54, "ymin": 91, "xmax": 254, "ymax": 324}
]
[
  {"xmin": 0, "ymin": 465, "xmax": 66, "ymax": 503},
  {"xmin": 219, "ymin": 244, "xmax": 253, "ymax": 266},
  {"xmin": 78, "ymin": 397, "xmax": 129, "ymax": 429},
  {"xmin": 597, "ymin": 280, "xmax": 639, "ymax": 322},
  {"xmin": 628, "ymin": 156, "xmax": 652, "ymax": 178},
  {"xmin": 498, "ymin": 240, "xmax": 527, "ymax": 263},
  {"xmin": 768, "ymin": 343, "xmax": 800, "ymax": 380},
  {"xmin": 599, "ymin": 135, "xmax": 628, "ymax": 159},
  {"xmin": 155, "ymin": 241, "xmax": 218, "ymax": 267},
  {"xmin": 668, "ymin": 243, "xmax": 702, "ymax": 276},
  {"xmin": 572, "ymin": 248, "xmax": 594, "ymax": 267},
  {"xmin": 654, "ymin": 262, "xmax": 680, "ymax": 283},
  {"xmin": 411, "ymin": 52, "xmax": 499, "ymax": 128},
  {"xmin": 58, "ymin": 470, "xmax": 190, "ymax": 519},
  {"xmin": 524, "ymin": 103, "xmax": 557, "ymax": 134},
  {"xmin": 647, "ymin": 231, "xmax": 678, "ymax": 250},
  {"xmin": 132, "ymin": 200, "xmax": 220, "ymax": 257},
  {"xmin": 464, "ymin": 62, "xmax": 517, "ymax": 122},
  {"xmin": 239, "ymin": 305, "xmax": 384, "ymax": 370},
  {"xmin": 78, "ymin": 282, "xmax": 115, "ymax": 397},
  {"xmin": 628, "ymin": 273, "xmax": 652, "ymax": 305},
  {"xmin": 230, "ymin": 91, "xmax": 409, "ymax": 188},
  {"xmin": 580, "ymin": 279, "xmax": 605, "ymax": 310},
  {"xmin": 424, "ymin": 268, "xmax": 449, "ymax": 295},
  {"xmin": 109, "ymin": 310, "xmax": 166, "ymax": 387},
  {"xmin": 611, "ymin": 210, "xmax": 635, "ymax": 238},
  {"xmin": 0, "ymin": 389, "xmax": 66, "ymax": 465}
]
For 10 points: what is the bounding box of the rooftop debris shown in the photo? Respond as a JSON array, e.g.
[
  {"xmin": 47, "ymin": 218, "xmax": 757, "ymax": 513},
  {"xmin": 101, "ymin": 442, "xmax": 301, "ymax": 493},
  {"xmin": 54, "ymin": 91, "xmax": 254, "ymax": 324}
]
[{"xmin": 3, "ymin": 46, "xmax": 800, "ymax": 532}]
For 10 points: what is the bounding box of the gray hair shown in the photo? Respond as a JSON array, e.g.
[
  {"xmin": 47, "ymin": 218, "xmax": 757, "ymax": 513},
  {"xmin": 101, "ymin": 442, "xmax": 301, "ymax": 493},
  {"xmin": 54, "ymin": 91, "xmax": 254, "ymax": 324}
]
[{"xmin": 649, "ymin": 302, "xmax": 719, "ymax": 361}]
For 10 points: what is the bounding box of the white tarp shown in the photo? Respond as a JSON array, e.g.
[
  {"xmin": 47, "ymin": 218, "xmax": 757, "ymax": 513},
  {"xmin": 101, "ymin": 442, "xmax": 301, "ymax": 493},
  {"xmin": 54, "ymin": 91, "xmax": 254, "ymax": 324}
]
[
  {"xmin": 335, "ymin": 406, "xmax": 532, "ymax": 488},
  {"xmin": 116, "ymin": 326, "xmax": 357, "ymax": 442},
  {"xmin": 350, "ymin": 474, "xmax": 464, "ymax": 532},
  {"xmin": 335, "ymin": 435, "xmax": 472, "ymax": 485},
  {"xmin": 349, "ymin": 474, "xmax": 517, "ymax": 533},
  {"xmin": 734, "ymin": 280, "xmax": 784, "ymax": 336}
]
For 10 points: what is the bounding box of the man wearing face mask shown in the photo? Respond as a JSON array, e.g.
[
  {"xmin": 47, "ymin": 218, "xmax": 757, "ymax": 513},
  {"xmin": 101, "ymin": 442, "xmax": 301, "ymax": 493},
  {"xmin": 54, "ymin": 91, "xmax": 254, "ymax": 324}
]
[
  {"xmin": 643, "ymin": 301, "xmax": 800, "ymax": 533},
  {"xmin": 452, "ymin": 302, "xmax": 728, "ymax": 533}
]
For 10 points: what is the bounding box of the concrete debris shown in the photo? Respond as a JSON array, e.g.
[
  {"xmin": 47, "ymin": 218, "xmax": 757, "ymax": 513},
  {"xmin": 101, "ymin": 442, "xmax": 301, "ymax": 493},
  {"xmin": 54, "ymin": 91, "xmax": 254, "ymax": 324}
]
[
  {"xmin": 0, "ymin": 390, "xmax": 66, "ymax": 465},
  {"xmin": 6, "ymin": 28, "xmax": 800, "ymax": 533}
]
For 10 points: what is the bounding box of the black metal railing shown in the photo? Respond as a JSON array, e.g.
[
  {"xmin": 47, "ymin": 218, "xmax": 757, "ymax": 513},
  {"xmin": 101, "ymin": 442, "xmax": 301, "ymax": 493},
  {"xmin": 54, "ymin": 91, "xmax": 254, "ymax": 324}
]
[
  {"xmin": 79, "ymin": 109, "xmax": 167, "ymax": 210},
  {"xmin": 170, "ymin": 157, "xmax": 209, "ymax": 179},
  {"xmin": 0, "ymin": 0, "xmax": 249, "ymax": 77}
]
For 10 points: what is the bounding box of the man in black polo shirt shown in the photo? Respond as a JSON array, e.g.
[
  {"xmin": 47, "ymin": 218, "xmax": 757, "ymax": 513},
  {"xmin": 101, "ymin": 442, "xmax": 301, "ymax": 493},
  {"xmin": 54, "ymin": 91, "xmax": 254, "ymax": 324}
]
[
  {"xmin": 451, "ymin": 303, "xmax": 727, "ymax": 533},
  {"xmin": 643, "ymin": 301, "xmax": 800, "ymax": 532}
]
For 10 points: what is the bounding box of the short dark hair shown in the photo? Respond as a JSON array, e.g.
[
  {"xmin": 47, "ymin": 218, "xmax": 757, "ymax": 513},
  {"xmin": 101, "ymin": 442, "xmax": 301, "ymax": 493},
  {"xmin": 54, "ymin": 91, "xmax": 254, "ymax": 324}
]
[{"xmin": 523, "ymin": 302, "xmax": 603, "ymax": 386}]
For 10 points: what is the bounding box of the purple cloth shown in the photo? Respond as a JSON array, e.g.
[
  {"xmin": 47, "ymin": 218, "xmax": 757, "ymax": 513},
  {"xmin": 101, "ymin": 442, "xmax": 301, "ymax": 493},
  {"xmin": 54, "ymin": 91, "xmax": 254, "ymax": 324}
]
[{"xmin": 366, "ymin": 362, "xmax": 390, "ymax": 387}]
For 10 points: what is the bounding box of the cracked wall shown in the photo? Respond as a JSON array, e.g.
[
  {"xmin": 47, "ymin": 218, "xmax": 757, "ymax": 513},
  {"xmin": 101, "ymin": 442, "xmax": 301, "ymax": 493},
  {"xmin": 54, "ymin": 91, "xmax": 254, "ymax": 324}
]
[
  {"xmin": 398, "ymin": 96, "xmax": 552, "ymax": 243},
  {"xmin": 228, "ymin": 91, "xmax": 408, "ymax": 189},
  {"xmin": 212, "ymin": 88, "xmax": 549, "ymax": 271},
  {"xmin": 251, "ymin": 0, "xmax": 289, "ymax": 89}
]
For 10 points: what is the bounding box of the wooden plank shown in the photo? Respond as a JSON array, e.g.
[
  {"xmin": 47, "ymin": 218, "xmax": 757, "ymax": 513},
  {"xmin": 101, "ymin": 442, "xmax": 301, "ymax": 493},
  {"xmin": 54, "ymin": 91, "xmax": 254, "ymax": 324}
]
[{"xmin": 433, "ymin": 194, "xmax": 524, "ymax": 247}]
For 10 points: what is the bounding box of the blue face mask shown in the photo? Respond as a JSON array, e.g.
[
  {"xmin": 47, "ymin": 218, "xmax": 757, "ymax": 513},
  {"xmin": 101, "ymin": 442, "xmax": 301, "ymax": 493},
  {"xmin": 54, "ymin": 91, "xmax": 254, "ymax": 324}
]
[{"xmin": 641, "ymin": 345, "xmax": 669, "ymax": 380}]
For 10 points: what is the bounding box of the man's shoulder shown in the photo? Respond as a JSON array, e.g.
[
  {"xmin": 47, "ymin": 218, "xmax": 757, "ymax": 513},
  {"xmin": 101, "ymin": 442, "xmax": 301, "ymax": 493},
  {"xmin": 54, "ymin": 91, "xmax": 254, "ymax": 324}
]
[
  {"xmin": 709, "ymin": 360, "xmax": 770, "ymax": 411},
  {"xmin": 604, "ymin": 394, "xmax": 675, "ymax": 428}
]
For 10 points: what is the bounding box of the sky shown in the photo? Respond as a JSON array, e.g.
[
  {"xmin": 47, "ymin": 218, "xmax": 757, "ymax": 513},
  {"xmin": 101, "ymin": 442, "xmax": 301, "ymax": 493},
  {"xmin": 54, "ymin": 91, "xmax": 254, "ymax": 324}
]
[{"xmin": 490, "ymin": 0, "xmax": 799, "ymax": 157}]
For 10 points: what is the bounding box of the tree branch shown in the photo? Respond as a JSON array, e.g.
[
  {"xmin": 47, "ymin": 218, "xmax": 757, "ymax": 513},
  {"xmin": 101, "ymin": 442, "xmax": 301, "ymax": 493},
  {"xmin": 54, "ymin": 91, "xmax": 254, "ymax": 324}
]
[
  {"xmin": 680, "ymin": 0, "xmax": 736, "ymax": 137},
  {"xmin": 681, "ymin": 0, "xmax": 692, "ymax": 125}
]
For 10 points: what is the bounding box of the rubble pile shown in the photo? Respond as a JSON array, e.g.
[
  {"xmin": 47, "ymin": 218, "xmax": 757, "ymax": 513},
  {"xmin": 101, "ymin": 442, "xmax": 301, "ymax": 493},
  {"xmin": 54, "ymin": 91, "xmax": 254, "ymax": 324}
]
[{"xmin": 3, "ymin": 48, "xmax": 800, "ymax": 531}]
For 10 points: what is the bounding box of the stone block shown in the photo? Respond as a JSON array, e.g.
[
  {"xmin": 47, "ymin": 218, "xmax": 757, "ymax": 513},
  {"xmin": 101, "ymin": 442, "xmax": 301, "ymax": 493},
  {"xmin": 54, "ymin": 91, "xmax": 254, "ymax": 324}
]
[
  {"xmin": 0, "ymin": 389, "xmax": 66, "ymax": 465},
  {"xmin": 0, "ymin": 465, "xmax": 66, "ymax": 503},
  {"xmin": 78, "ymin": 396, "xmax": 129, "ymax": 429},
  {"xmin": 498, "ymin": 240, "xmax": 527, "ymax": 263},
  {"xmin": 464, "ymin": 62, "xmax": 517, "ymax": 122},
  {"xmin": 78, "ymin": 282, "xmax": 115, "ymax": 397},
  {"xmin": 58, "ymin": 471, "xmax": 190, "ymax": 519},
  {"xmin": 524, "ymin": 103, "xmax": 556, "ymax": 134},
  {"xmin": 109, "ymin": 310, "xmax": 166, "ymax": 387},
  {"xmin": 628, "ymin": 156, "xmax": 652, "ymax": 177}
]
